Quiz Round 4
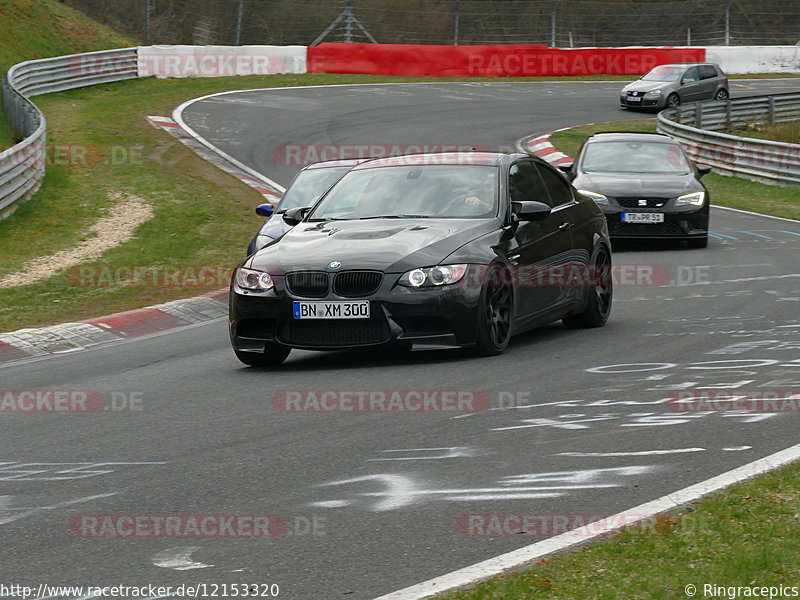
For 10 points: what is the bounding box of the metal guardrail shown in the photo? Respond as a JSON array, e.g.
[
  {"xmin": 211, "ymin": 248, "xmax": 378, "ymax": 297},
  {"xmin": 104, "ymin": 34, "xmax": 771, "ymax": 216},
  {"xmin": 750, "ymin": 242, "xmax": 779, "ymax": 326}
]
[
  {"xmin": 657, "ymin": 92, "xmax": 800, "ymax": 186},
  {"xmin": 1, "ymin": 48, "xmax": 138, "ymax": 220}
]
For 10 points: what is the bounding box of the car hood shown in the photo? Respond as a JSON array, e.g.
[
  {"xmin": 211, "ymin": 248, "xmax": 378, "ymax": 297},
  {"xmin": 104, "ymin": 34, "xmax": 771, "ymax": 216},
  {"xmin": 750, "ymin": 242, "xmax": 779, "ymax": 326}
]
[
  {"xmin": 248, "ymin": 218, "xmax": 499, "ymax": 273},
  {"xmin": 624, "ymin": 80, "xmax": 671, "ymax": 93},
  {"xmin": 574, "ymin": 172, "xmax": 701, "ymax": 198}
]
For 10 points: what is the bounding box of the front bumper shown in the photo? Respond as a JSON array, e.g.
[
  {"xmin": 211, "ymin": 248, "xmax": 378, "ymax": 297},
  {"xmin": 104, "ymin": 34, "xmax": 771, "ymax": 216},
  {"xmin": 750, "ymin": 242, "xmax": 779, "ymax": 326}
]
[
  {"xmin": 229, "ymin": 271, "xmax": 483, "ymax": 351},
  {"xmin": 619, "ymin": 93, "xmax": 665, "ymax": 109},
  {"xmin": 603, "ymin": 205, "xmax": 709, "ymax": 240}
]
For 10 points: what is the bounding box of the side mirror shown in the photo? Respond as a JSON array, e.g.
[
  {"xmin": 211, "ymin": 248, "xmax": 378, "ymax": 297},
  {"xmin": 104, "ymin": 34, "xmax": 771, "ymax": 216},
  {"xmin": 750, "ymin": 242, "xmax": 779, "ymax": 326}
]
[
  {"xmin": 558, "ymin": 162, "xmax": 575, "ymax": 179},
  {"xmin": 696, "ymin": 164, "xmax": 712, "ymax": 178},
  {"xmin": 282, "ymin": 206, "xmax": 310, "ymax": 226},
  {"xmin": 255, "ymin": 203, "xmax": 274, "ymax": 217},
  {"xmin": 512, "ymin": 200, "xmax": 551, "ymax": 222}
]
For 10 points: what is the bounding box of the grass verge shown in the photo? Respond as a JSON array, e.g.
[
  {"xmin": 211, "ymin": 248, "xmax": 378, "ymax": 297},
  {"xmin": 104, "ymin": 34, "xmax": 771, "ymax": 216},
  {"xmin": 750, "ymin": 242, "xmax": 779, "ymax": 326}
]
[
  {"xmin": 439, "ymin": 458, "xmax": 800, "ymax": 599},
  {"xmin": 725, "ymin": 121, "xmax": 800, "ymax": 145},
  {"xmin": 0, "ymin": 0, "xmax": 134, "ymax": 150},
  {"xmin": 550, "ymin": 119, "xmax": 800, "ymax": 221}
]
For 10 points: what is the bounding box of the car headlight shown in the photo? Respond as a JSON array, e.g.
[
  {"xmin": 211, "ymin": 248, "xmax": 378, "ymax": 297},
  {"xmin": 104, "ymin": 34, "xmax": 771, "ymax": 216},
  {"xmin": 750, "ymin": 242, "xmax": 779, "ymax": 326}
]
[
  {"xmin": 235, "ymin": 267, "xmax": 274, "ymax": 291},
  {"xmin": 577, "ymin": 189, "xmax": 610, "ymax": 205},
  {"xmin": 399, "ymin": 264, "xmax": 468, "ymax": 288},
  {"xmin": 648, "ymin": 89, "xmax": 662, "ymax": 96},
  {"xmin": 620, "ymin": 86, "xmax": 629, "ymax": 93},
  {"xmin": 675, "ymin": 191, "xmax": 706, "ymax": 207}
]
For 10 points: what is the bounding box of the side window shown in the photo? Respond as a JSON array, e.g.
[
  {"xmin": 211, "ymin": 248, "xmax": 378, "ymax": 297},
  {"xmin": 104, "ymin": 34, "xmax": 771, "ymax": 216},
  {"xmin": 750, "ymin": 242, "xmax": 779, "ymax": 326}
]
[
  {"xmin": 683, "ymin": 67, "xmax": 699, "ymax": 83},
  {"xmin": 699, "ymin": 65, "xmax": 717, "ymax": 80},
  {"xmin": 536, "ymin": 163, "xmax": 573, "ymax": 207},
  {"xmin": 509, "ymin": 161, "xmax": 553, "ymax": 207}
]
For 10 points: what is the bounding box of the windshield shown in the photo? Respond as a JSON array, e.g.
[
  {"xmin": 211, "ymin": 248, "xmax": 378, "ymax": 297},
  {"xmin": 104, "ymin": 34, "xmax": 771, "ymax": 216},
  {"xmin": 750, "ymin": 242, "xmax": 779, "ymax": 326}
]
[
  {"xmin": 641, "ymin": 65, "xmax": 683, "ymax": 82},
  {"xmin": 307, "ymin": 165, "xmax": 498, "ymax": 220},
  {"xmin": 277, "ymin": 167, "xmax": 352, "ymax": 211},
  {"xmin": 580, "ymin": 141, "xmax": 692, "ymax": 174}
]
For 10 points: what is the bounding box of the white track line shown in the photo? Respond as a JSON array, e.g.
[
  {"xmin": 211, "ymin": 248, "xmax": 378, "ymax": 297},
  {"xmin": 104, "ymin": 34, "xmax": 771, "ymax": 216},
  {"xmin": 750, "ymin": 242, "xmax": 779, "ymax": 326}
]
[
  {"xmin": 710, "ymin": 204, "xmax": 800, "ymax": 223},
  {"xmin": 373, "ymin": 441, "xmax": 800, "ymax": 600}
]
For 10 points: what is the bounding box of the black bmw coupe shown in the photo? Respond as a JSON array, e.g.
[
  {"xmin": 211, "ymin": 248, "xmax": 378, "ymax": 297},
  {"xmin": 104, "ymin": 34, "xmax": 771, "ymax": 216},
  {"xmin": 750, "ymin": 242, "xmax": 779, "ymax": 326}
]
[{"xmin": 229, "ymin": 152, "xmax": 612, "ymax": 366}]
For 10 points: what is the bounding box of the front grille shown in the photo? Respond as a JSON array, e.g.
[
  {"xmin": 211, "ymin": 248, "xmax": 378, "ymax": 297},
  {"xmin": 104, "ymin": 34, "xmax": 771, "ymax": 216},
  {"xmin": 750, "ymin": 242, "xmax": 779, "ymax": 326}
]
[
  {"xmin": 608, "ymin": 220, "xmax": 687, "ymax": 236},
  {"xmin": 616, "ymin": 197, "xmax": 668, "ymax": 209},
  {"xmin": 280, "ymin": 320, "xmax": 390, "ymax": 347},
  {"xmin": 286, "ymin": 271, "xmax": 328, "ymax": 298},
  {"xmin": 333, "ymin": 271, "xmax": 383, "ymax": 297}
]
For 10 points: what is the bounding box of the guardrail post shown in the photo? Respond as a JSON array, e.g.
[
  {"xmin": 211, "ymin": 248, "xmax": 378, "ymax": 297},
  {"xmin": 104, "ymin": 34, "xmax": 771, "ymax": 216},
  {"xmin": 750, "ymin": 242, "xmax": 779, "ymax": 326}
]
[
  {"xmin": 453, "ymin": 0, "xmax": 460, "ymax": 45},
  {"xmin": 551, "ymin": 0, "xmax": 560, "ymax": 47},
  {"xmin": 725, "ymin": 99, "xmax": 732, "ymax": 129},
  {"xmin": 768, "ymin": 96, "xmax": 775, "ymax": 124},
  {"xmin": 695, "ymin": 104, "xmax": 702, "ymax": 130},
  {"xmin": 675, "ymin": 106, "xmax": 682, "ymax": 124}
]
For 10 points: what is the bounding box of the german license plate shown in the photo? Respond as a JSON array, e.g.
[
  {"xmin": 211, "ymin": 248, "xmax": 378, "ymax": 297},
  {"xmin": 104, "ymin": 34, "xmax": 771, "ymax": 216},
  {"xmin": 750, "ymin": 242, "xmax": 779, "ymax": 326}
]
[
  {"xmin": 622, "ymin": 212, "xmax": 664, "ymax": 223},
  {"xmin": 627, "ymin": 96, "xmax": 642, "ymax": 102},
  {"xmin": 293, "ymin": 301, "xmax": 370, "ymax": 319}
]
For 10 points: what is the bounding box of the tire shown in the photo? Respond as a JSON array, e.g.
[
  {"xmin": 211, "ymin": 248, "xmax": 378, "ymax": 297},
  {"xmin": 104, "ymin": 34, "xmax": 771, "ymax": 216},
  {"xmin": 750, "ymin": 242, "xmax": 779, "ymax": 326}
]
[
  {"xmin": 563, "ymin": 245, "xmax": 613, "ymax": 329},
  {"xmin": 472, "ymin": 265, "xmax": 513, "ymax": 356},
  {"xmin": 715, "ymin": 88, "xmax": 729, "ymax": 101},
  {"xmin": 688, "ymin": 236, "xmax": 708, "ymax": 249},
  {"xmin": 666, "ymin": 93, "xmax": 680, "ymax": 109},
  {"xmin": 234, "ymin": 345, "xmax": 290, "ymax": 367}
]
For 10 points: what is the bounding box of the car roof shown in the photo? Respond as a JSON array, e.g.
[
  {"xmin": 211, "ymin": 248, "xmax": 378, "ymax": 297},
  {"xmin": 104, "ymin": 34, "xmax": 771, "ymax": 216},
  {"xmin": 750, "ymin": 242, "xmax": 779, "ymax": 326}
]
[
  {"xmin": 650, "ymin": 62, "xmax": 721, "ymax": 69},
  {"xmin": 352, "ymin": 152, "xmax": 515, "ymax": 170},
  {"xmin": 303, "ymin": 158, "xmax": 370, "ymax": 170},
  {"xmin": 585, "ymin": 132, "xmax": 678, "ymax": 144}
]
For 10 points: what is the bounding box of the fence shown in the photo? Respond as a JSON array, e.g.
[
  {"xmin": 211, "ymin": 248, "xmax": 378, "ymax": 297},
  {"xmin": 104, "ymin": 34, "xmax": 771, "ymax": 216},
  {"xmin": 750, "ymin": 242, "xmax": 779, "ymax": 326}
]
[
  {"xmin": 0, "ymin": 48, "xmax": 138, "ymax": 220},
  {"xmin": 657, "ymin": 93, "xmax": 800, "ymax": 186},
  {"xmin": 60, "ymin": 0, "xmax": 800, "ymax": 48}
]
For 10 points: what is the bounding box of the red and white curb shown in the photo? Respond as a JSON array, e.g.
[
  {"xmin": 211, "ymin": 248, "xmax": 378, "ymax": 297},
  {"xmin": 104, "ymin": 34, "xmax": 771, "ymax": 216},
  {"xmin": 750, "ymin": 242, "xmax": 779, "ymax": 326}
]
[
  {"xmin": 519, "ymin": 125, "xmax": 588, "ymax": 166},
  {"xmin": 148, "ymin": 116, "xmax": 283, "ymax": 202},
  {"xmin": 0, "ymin": 289, "xmax": 228, "ymax": 365},
  {"xmin": 2, "ymin": 115, "xmax": 278, "ymax": 366}
]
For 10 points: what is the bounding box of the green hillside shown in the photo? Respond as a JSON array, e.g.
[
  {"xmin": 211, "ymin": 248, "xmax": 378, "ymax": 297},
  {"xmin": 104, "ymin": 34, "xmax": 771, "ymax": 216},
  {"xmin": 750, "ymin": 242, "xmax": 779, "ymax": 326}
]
[{"xmin": 0, "ymin": 0, "xmax": 134, "ymax": 148}]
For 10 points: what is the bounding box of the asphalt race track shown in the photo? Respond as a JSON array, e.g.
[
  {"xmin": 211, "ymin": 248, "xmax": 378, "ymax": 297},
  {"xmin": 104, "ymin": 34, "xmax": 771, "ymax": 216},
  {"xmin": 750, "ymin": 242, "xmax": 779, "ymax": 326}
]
[{"xmin": 3, "ymin": 80, "xmax": 800, "ymax": 600}]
